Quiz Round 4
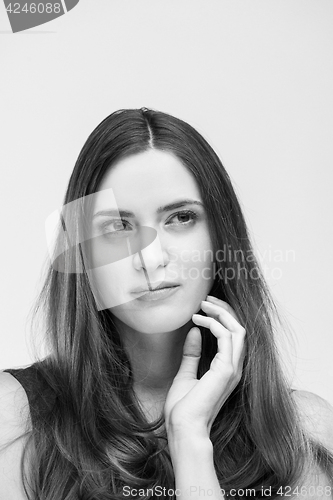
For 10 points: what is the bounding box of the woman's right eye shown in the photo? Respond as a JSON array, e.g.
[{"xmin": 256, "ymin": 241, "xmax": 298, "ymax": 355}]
[{"xmin": 100, "ymin": 220, "xmax": 132, "ymax": 236}]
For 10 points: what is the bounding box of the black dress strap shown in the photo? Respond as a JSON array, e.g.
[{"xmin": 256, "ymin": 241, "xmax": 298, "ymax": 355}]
[{"xmin": 3, "ymin": 362, "xmax": 57, "ymax": 427}]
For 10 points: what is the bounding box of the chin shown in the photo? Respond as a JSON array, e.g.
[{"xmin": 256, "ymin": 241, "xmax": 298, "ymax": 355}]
[{"xmin": 120, "ymin": 308, "xmax": 194, "ymax": 335}]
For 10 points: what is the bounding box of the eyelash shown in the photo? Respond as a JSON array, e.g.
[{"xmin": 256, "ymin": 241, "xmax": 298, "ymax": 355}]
[
  {"xmin": 166, "ymin": 210, "xmax": 199, "ymax": 226},
  {"xmin": 100, "ymin": 210, "xmax": 199, "ymax": 235}
]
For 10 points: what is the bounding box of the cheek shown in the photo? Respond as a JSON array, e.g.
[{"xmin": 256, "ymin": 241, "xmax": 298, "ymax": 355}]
[
  {"xmin": 86, "ymin": 257, "xmax": 143, "ymax": 311},
  {"xmin": 169, "ymin": 234, "xmax": 214, "ymax": 284}
]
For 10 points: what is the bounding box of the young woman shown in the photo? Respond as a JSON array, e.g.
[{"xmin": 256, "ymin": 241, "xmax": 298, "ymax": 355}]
[{"xmin": 0, "ymin": 108, "xmax": 332, "ymax": 500}]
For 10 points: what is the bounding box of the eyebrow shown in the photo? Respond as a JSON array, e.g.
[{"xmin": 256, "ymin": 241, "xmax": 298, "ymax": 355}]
[{"xmin": 93, "ymin": 199, "xmax": 204, "ymax": 219}]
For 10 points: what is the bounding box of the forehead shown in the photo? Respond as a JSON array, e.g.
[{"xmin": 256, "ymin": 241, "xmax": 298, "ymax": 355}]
[{"xmin": 94, "ymin": 149, "xmax": 201, "ymax": 212}]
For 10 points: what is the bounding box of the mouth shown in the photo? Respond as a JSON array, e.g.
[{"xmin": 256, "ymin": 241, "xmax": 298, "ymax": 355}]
[
  {"xmin": 131, "ymin": 282, "xmax": 180, "ymax": 293},
  {"xmin": 131, "ymin": 283, "xmax": 180, "ymax": 302}
]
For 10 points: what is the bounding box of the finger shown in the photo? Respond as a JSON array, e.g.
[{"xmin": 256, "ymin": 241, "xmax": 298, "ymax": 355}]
[
  {"xmin": 201, "ymin": 301, "xmax": 246, "ymax": 370},
  {"xmin": 176, "ymin": 327, "xmax": 202, "ymax": 379},
  {"xmin": 206, "ymin": 295, "xmax": 240, "ymax": 323},
  {"xmin": 185, "ymin": 319, "xmax": 234, "ymax": 406},
  {"xmin": 192, "ymin": 314, "xmax": 233, "ymax": 367},
  {"xmin": 201, "ymin": 300, "xmax": 242, "ymax": 332}
]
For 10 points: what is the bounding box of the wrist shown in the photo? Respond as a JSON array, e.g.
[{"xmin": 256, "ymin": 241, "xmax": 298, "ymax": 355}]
[
  {"xmin": 167, "ymin": 425, "xmax": 213, "ymax": 459},
  {"xmin": 167, "ymin": 420, "xmax": 211, "ymax": 442},
  {"xmin": 168, "ymin": 435, "xmax": 214, "ymax": 480}
]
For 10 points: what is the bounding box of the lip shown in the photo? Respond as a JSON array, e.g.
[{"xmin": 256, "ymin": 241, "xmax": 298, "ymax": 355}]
[
  {"xmin": 132, "ymin": 285, "xmax": 180, "ymax": 302},
  {"xmin": 131, "ymin": 281, "xmax": 180, "ymax": 293}
]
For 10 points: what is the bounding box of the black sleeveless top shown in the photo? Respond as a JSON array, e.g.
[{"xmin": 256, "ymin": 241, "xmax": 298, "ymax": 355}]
[
  {"xmin": 3, "ymin": 361, "xmax": 57, "ymax": 427},
  {"xmin": 3, "ymin": 362, "xmax": 78, "ymax": 496}
]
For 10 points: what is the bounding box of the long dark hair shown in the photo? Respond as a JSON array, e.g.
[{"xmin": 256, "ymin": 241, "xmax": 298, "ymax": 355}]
[{"xmin": 18, "ymin": 108, "xmax": 333, "ymax": 499}]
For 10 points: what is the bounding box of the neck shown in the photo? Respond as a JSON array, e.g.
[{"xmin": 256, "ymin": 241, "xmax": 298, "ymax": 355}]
[{"xmin": 114, "ymin": 317, "xmax": 193, "ymax": 395}]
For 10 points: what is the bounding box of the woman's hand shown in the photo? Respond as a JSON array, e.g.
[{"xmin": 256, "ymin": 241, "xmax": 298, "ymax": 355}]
[{"xmin": 164, "ymin": 295, "xmax": 246, "ymax": 440}]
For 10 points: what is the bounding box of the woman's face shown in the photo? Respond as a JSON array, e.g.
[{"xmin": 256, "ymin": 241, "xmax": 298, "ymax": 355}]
[{"xmin": 87, "ymin": 149, "xmax": 215, "ymax": 334}]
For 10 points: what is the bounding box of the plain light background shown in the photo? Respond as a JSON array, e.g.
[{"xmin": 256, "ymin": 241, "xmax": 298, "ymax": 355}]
[{"xmin": 0, "ymin": 1, "xmax": 332, "ymax": 402}]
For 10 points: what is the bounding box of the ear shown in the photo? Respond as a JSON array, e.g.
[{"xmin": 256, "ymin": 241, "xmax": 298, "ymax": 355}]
[{"xmin": 292, "ymin": 390, "xmax": 333, "ymax": 453}]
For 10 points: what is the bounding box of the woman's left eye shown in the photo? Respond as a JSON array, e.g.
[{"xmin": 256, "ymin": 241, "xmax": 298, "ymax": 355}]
[{"xmin": 166, "ymin": 210, "xmax": 198, "ymax": 226}]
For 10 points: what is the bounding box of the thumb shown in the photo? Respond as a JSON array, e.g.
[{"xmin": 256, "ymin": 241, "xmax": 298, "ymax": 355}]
[{"xmin": 176, "ymin": 327, "xmax": 202, "ymax": 379}]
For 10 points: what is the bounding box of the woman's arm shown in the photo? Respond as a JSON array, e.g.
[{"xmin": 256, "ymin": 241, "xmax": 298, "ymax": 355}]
[
  {"xmin": 168, "ymin": 429, "xmax": 224, "ymax": 499},
  {"xmin": 164, "ymin": 296, "xmax": 246, "ymax": 499},
  {"xmin": 166, "ymin": 392, "xmax": 333, "ymax": 500}
]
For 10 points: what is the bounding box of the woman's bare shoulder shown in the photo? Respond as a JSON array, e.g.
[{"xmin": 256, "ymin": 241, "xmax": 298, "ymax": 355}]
[
  {"xmin": 292, "ymin": 390, "xmax": 333, "ymax": 452},
  {"xmin": 0, "ymin": 371, "xmax": 31, "ymax": 437},
  {"xmin": 0, "ymin": 371, "xmax": 31, "ymax": 499},
  {"xmin": 289, "ymin": 391, "xmax": 333, "ymax": 498}
]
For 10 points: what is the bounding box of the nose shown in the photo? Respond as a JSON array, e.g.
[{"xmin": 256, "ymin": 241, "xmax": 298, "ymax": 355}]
[{"xmin": 132, "ymin": 233, "xmax": 170, "ymax": 275}]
